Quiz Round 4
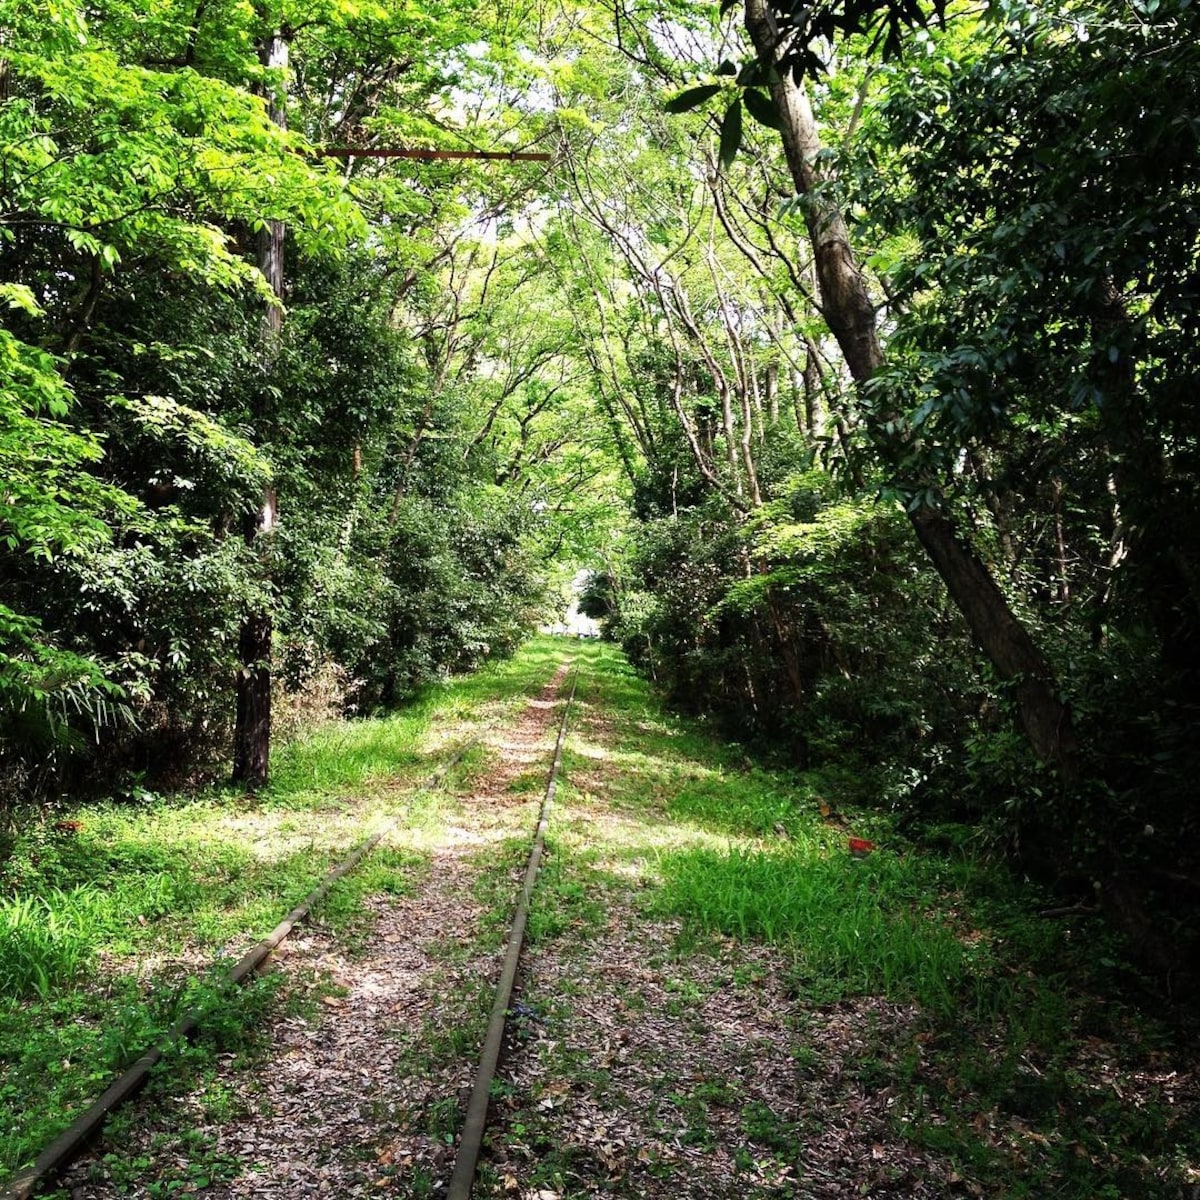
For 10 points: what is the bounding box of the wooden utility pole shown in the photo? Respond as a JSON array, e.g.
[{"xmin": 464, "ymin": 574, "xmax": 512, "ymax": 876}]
[{"xmin": 232, "ymin": 27, "xmax": 287, "ymax": 789}]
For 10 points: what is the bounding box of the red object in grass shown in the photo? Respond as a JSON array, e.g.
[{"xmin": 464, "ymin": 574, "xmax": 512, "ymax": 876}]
[{"xmin": 848, "ymin": 837, "xmax": 875, "ymax": 857}]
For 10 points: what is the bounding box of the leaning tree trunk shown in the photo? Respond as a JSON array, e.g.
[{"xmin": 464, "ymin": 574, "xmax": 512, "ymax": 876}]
[
  {"xmin": 232, "ymin": 28, "xmax": 287, "ymax": 789},
  {"xmin": 744, "ymin": 0, "xmax": 1078, "ymax": 783}
]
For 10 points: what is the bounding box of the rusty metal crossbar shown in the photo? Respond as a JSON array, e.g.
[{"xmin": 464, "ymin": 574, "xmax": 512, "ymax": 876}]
[{"xmin": 316, "ymin": 147, "xmax": 552, "ymax": 161}]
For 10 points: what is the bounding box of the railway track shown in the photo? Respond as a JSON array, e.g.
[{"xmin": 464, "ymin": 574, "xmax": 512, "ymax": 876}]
[
  {"xmin": 447, "ymin": 665, "xmax": 578, "ymax": 1200},
  {"xmin": 2, "ymin": 661, "xmax": 580, "ymax": 1200}
]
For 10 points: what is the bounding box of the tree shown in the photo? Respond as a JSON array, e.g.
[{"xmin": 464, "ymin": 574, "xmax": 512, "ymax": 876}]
[
  {"xmin": 734, "ymin": 0, "xmax": 1081, "ymax": 781},
  {"xmin": 232, "ymin": 22, "xmax": 289, "ymax": 790},
  {"xmin": 2, "ymin": 0, "xmax": 578, "ymax": 796},
  {"xmin": 0, "ymin": 289, "xmax": 136, "ymax": 773}
]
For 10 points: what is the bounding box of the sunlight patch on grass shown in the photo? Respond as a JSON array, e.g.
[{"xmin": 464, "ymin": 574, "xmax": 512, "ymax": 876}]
[
  {"xmin": 0, "ymin": 638, "xmax": 569, "ymax": 1176},
  {"xmin": 570, "ymin": 739, "xmax": 611, "ymax": 761},
  {"xmin": 551, "ymin": 800, "xmax": 742, "ymax": 863},
  {"xmin": 269, "ymin": 635, "xmax": 565, "ymax": 805}
]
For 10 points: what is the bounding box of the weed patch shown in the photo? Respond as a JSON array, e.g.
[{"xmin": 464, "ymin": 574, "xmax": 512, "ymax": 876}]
[
  {"xmin": 1, "ymin": 639, "xmax": 565, "ymax": 1178},
  {"xmin": 0, "ymin": 886, "xmax": 107, "ymax": 998},
  {"xmin": 655, "ymin": 845, "xmax": 972, "ymax": 1010}
]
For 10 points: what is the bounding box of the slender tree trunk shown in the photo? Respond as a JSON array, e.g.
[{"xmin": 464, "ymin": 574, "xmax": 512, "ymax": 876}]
[
  {"xmin": 1095, "ymin": 471, "xmax": 1127, "ymax": 635},
  {"xmin": 1090, "ymin": 282, "xmax": 1200, "ymax": 690},
  {"xmin": 741, "ymin": 388, "xmax": 763, "ymax": 505},
  {"xmin": 232, "ymin": 28, "xmax": 287, "ymax": 789},
  {"xmin": 906, "ymin": 508, "xmax": 1075, "ymax": 774},
  {"xmin": 801, "ymin": 338, "xmax": 822, "ymax": 436},
  {"xmin": 1051, "ymin": 477, "xmax": 1070, "ymax": 605},
  {"xmin": 60, "ymin": 254, "xmax": 104, "ymax": 363},
  {"xmin": 969, "ymin": 449, "xmax": 1017, "ymax": 568},
  {"xmin": 745, "ymin": 0, "xmax": 1078, "ymax": 782},
  {"xmin": 749, "ymin": 349, "xmax": 765, "ymax": 443}
]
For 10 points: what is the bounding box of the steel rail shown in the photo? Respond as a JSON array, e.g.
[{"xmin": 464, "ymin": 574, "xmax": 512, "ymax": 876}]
[
  {"xmin": 446, "ymin": 666, "xmax": 581, "ymax": 1200},
  {"xmin": 0, "ymin": 743, "xmax": 475, "ymax": 1200}
]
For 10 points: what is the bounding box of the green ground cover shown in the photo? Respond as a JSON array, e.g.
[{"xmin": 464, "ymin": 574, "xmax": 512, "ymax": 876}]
[
  {"xmin": 0, "ymin": 638, "xmax": 564, "ymax": 1177},
  {"xmin": 523, "ymin": 640, "xmax": 1199, "ymax": 1199},
  {"xmin": 5, "ymin": 636, "xmax": 1196, "ymax": 1198}
]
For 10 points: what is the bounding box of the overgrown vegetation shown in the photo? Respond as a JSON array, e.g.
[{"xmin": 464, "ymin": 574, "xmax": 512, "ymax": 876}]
[
  {"xmin": 562, "ymin": 0, "xmax": 1200, "ymax": 986},
  {"xmin": 5, "ymin": 0, "xmax": 1198, "ymax": 966},
  {"xmin": 0, "ymin": 643, "xmax": 561, "ymax": 1176},
  {"xmin": 0, "ymin": 0, "xmax": 585, "ymax": 805},
  {"xmin": 522, "ymin": 641, "xmax": 1200, "ymax": 1200},
  {"xmin": 3, "ymin": 0, "xmax": 1200, "ymax": 1186}
]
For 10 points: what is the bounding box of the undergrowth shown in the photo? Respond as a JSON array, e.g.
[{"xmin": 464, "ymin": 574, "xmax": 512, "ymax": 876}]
[
  {"xmin": 7, "ymin": 636, "xmax": 1197, "ymax": 1196},
  {"xmin": 544, "ymin": 640, "xmax": 1200, "ymax": 1200},
  {"xmin": 0, "ymin": 638, "xmax": 565, "ymax": 1178},
  {"xmin": 655, "ymin": 846, "xmax": 974, "ymax": 1012}
]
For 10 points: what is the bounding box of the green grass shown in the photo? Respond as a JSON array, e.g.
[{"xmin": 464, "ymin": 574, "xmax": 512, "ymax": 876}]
[
  {"xmin": 269, "ymin": 635, "xmax": 566, "ymax": 802},
  {"xmin": 8, "ymin": 636, "xmax": 1197, "ymax": 1198},
  {"xmin": 0, "ymin": 886, "xmax": 107, "ymax": 999},
  {"xmin": 530, "ymin": 639, "xmax": 1200, "ymax": 1200},
  {"xmin": 0, "ymin": 637, "xmax": 567, "ymax": 1178},
  {"xmin": 665, "ymin": 767, "xmax": 819, "ymax": 838},
  {"xmin": 526, "ymin": 836, "xmax": 609, "ymax": 946},
  {"xmin": 655, "ymin": 845, "xmax": 973, "ymax": 1011}
]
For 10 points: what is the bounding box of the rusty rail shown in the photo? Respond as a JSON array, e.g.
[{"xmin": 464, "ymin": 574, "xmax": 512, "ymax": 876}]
[
  {"xmin": 0, "ymin": 743, "xmax": 475, "ymax": 1200},
  {"xmin": 446, "ymin": 666, "xmax": 580, "ymax": 1200}
]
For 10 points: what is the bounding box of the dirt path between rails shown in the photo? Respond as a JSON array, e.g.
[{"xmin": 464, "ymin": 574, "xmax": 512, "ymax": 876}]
[{"xmin": 55, "ymin": 662, "xmax": 574, "ymax": 1200}]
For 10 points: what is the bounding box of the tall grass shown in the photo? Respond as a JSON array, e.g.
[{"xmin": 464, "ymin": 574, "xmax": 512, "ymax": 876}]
[
  {"xmin": 269, "ymin": 712, "xmax": 430, "ymax": 795},
  {"xmin": 0, "ymin": 886, "xmax": 110, "ymax": 999},
  {"xmin": 655, "ymin": 845, "xmax": 974, "ymax": 1012},
  {"xmin": 510, "ymin": 640, "xmax": 1200, "ymax": 1200},
  {"xmin": 573, "ymin": 641, "xmax": 975, "ymax": 1013},
  {"xmin": 666, "ymin": 772, "xmax": 820, "ymax": 838}
]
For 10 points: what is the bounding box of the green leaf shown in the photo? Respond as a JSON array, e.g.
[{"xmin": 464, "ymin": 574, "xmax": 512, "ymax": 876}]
[
  {"xmin": 743, "ymin": 88, "xmax": 783, "ymax": 131},
  {"xmin": 736, "ymin": 59, "xmax": 764, "ymax": 86},
  {"xmin": 0, "ymin": 283, "xmax": 44, "ymax": 315},
  {"xmin": 665, "ymin": 83, "xmax": 723, "ymax": 114},
  {"xmin": 719, "ymin": 98, "xmax": 743, "ymax": 170}
]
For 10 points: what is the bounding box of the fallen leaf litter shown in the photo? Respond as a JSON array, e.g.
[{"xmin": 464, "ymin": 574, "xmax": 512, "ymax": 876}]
[{"xmin": 47, "ymin": 660, "xmax": 1199, "ymax": 1200}]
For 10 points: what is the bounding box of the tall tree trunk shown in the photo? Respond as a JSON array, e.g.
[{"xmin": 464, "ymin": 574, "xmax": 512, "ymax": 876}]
[
  {"xmin": 232, "ymin": 27, "xmax": 287, "ymax": 789},
  {"xmin": 801, "ymin": 337, "xmax": 824, "ymax": 437},
  {"xmin": 1091, "ymin": 282, "xmax": 1200, "ymax": 692},
  {"xmin": 744, "ymin": 0, "xmax": 1078, "ymax": 782}
]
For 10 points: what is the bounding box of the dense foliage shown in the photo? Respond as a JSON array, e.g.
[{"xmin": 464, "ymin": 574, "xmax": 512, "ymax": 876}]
[
  {"xmin": 0, "ymin": 0, "xmax": 568, "ymax": 801},
  {"xmin": 559, "ymin": 0, "xmax": 1200, "ymax": 980},
  {"xmin": 3, "ymin": 0, "xmax": 1198, "ymax": 979}
]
